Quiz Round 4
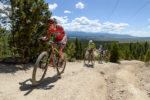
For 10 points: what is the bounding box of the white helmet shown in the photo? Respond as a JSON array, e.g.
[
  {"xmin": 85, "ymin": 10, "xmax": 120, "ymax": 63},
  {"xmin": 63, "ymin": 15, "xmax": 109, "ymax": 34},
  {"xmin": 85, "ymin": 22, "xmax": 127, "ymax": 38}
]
[{"xmin": 89, "ymin": 40, "xmax": 93, "ymax": 43}]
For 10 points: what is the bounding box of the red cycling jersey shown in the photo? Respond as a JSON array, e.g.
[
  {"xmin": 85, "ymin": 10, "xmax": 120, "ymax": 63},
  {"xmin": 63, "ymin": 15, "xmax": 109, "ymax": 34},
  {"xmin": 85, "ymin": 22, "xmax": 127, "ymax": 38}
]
[{"xmin": 46, "ymin": 25, "xmax": 65, "ymax": 42}]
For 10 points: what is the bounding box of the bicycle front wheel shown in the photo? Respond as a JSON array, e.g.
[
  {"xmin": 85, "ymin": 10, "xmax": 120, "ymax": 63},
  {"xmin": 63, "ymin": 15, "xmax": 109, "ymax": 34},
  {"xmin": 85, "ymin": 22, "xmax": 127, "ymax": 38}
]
[
  {"xmin": 91, "ymin": 54, "xmax": 95, "ymax": 66},
  {"xmin": 56, "ymin": 54, "xmax": 66, "ymax": 74},
  {"xmin": 32, "ymin": 51, "xmax": 49, "ymax": 86},
  {"xmin": 98, "ymin": 54, "xmax": 102, "ymax": 64}
]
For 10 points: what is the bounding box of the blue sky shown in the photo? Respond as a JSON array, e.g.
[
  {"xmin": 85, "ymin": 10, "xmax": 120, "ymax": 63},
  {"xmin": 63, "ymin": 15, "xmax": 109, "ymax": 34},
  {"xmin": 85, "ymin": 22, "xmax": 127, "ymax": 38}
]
[
  {"xmin": 45, "ymin": 0, "xmax": 150, "ymax": 37},
  {"xmin": 0, "ymin": 0, "xmax": 150, "ymax": 37}
]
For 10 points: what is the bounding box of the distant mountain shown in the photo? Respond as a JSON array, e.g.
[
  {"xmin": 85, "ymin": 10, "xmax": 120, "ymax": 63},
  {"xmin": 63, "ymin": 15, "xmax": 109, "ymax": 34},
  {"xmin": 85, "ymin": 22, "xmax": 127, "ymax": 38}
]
[{"xmin": 66, "ymin": 31, "xmax": 136, "ymax": 38}]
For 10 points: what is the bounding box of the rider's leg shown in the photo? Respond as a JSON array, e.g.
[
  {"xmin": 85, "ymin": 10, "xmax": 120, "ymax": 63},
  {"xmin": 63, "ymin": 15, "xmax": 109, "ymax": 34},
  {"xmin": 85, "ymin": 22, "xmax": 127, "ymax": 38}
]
[
  {"xmin": 91, "ymin": 49, "xmax": 94, "ymax": 63},
  {"xmin": 89, "ymin": 49, "xmax": 93, "ymax": 63},
  {"xmin": 58, "ymin": 46, "xmax": 64, "ymax": 60},
  {"xmin": 92, "ymin": 49, "xmax": 94, "ymax": 56},
  {"xmin": 48, "ymin": 48, "xmax": 55, "ymax": 67}
]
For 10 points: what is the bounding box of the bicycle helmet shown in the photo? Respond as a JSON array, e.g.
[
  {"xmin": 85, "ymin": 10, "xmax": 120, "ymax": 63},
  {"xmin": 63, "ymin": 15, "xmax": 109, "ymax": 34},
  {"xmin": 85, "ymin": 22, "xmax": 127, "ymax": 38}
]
[
  {"xmin": 89, "ymin": 40, "xmax": 93, "ymax": 43},
  {"xmin": 47, "ymin": 19, "xmax": 55, "ymax": 24}
]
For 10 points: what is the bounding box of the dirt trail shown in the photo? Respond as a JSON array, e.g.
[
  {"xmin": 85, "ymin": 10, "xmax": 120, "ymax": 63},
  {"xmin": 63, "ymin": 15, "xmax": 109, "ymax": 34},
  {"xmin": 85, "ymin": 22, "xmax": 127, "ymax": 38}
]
[{"xmin": 0, "ymin": 60, "xmax": 150, "ymax": 100}]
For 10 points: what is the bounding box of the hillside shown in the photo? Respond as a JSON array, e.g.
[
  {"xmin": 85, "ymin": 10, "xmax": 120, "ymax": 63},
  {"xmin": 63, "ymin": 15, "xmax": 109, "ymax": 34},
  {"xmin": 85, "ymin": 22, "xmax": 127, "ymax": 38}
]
[{"xmin": 66, "ymin": 31, "xmax": 150, "ymax": 43}]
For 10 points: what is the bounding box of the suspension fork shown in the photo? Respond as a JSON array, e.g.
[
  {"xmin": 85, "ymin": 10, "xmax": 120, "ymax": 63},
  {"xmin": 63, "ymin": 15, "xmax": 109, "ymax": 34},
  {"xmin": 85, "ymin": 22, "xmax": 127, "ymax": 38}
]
[
  {"xmin": 52, "ymin": 46, "xmax": 59, "ymax": 62},
  {"xmin": 48, "ymin": 48, "xmax": 52, "ymax": 57}
]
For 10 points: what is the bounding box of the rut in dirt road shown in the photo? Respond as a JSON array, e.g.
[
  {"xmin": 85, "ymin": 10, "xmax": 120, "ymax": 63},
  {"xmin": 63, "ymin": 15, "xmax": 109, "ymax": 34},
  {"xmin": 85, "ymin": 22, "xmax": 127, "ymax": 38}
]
[{"xmin": 101, "ymin": 61, "xmax": 150, "ymax": 100}]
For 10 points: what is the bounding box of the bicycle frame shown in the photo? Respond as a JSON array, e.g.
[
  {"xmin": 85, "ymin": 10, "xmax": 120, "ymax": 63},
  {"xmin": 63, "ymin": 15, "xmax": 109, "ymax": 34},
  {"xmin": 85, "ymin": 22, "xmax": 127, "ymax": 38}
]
[
  {"xmin": 46, "ymin": 42, "xmax": 61, "ymax": 66},
  {"xmin": 50, "ymin": 43, "xmax": 59, "ymax": 56}
]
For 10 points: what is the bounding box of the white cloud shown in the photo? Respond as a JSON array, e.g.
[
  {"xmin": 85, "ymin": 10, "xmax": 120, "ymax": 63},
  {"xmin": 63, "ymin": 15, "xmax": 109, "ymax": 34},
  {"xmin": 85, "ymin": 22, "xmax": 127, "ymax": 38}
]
[
  {"xmin": 49, "ymin": 3, "xmax": 58, "ymax": 10},
  {"xmin": 75, "ymin": 2, "xmax": 84, "ymax": 9},
  {"xmin": 1, "ymin": 23, "xmax": 11, "ymax": 30},
  {"xmin": 52, "ymin": 16, "xmax": 150, "ymax": 37},
  {"xmin": 0, "ymin": 2, "xmax": 10, "ymax": 17},
  {"xmin": 0, "ymin": 2, "xmax": 10, "ymax": 9},
  {"xmin": 0, "ymin": 13, "xmax": 7, "ymax": 17},
  {"xmin": 0, "ymin": 2, "xmax": 11, "ymax": 30},
  {"xmin": 61, "ymin": 16, "xmax": 129, "ymax": 34},
  {"xmin": 51, "ymin": 16, "xmax": 68, "ymax": 24},
  {"xmin": 101, "ymin": 22, "xmax": 129, "ymax": 33},
  {"xmin": 148, "ymin": 25, "xmax": 150, "ymax": 29},
  {"xmin": 63, "ymin": 16, "xmax": 102, "ymax": 32},
  {"xmin": 64, "ymin": 10, "xmax": 71, "ymax": 14}
]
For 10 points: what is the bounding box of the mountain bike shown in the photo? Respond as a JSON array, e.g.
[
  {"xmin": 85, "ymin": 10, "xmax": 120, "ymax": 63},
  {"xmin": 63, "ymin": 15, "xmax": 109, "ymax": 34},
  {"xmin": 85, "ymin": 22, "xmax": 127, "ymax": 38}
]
[
  {"xmin": 84, "ymin": 49, "xmax": 95, "ymax": 66},
  {"xmin": 98, "ymin": 51, "xmax": 103, "ymax": 64},
  {"xmin": 32, "ymin": 38, "xmax": 66, "ymax": 86},
  {"xmin": 104, "ymin": 50, "xmax": 109, "ymax": 63}
]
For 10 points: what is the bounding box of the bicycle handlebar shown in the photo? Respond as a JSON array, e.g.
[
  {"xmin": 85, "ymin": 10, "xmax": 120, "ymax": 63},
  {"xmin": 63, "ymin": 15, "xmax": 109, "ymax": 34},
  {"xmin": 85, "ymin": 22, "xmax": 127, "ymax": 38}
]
[
  {"xmin": 37, "ymin": 38, "xmax": 65, "ymax": 45},
  {"xmin": 49, "ymin": 41, "xmax": 65, "ymax": 45},
  {"xmin": 37, "ymin": 38, "xmax": 48, "ymax": 42}
]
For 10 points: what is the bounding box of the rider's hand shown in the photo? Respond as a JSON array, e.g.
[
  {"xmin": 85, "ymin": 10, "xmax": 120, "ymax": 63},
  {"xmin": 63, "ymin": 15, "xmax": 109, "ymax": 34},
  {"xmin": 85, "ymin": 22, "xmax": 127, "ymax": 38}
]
[{"xmin": 42, "ymin": 37, "xmax": 47, "ymax": 41}]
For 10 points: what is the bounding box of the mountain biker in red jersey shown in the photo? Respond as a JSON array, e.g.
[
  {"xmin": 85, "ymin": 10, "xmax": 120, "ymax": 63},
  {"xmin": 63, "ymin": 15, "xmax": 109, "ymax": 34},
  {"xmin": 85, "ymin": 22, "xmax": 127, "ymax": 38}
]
[{"xmin": 42, "ymin": 19, "xmax": 67, "ymax": 64}]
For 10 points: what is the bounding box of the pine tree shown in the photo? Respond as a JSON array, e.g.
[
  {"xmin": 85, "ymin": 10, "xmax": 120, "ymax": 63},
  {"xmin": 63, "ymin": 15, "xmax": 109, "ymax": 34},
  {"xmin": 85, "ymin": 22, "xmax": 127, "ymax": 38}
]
[
  {"xmin": 139, "ymin": 52, "xmax": 145, "ymax": 61},
  {"xmin": 9, "ymin": 0, "xmax": 51, "ymax": 61},
  {"xmin": 110, "ymin": 42, "xmax": 120, "ymax": 63},
  {"xmin": 0, "ymin": 25, "xmax": 9, "ymax": 57},
  {"xmin": 0, "ymin": 25, "xmax": 6, "ymax": 37},
  {"xmin": 144, "ymin": 41, "xmax": 149, "ymax": 55},
  {"xmin": 145, "ymin": 49, "xmax": 150, "ymax": 62},
  {"xmin": 66, "ymin": 42, "xmax": 76, "ymax": 62},
  {"xmin": 125, "ymin": 47, "xmax": 130, "ymax": 60},
  {"xmin": 74, "ymin": 38, "xmax": 81, "ymax": 60},
  {"xmin": 79, "ymin": 42, "xmax": 83, "ymax": 59}
]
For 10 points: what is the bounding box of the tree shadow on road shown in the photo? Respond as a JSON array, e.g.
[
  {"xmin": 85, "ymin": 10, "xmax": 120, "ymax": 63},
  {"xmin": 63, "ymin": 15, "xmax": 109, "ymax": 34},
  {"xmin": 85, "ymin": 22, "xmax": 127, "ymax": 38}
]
[
  {"xmin": 19, "ymin": 74, "xmax": 61, "ymax": 96},
  {"xmin": 0, "ymin": 63, "xmax": 33, "ymax": 73}
]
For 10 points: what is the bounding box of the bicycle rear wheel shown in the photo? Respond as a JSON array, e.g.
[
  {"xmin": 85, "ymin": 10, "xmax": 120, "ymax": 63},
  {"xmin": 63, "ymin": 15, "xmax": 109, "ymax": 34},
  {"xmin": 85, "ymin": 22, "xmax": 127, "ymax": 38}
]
[{"xmin": 32, "ymin": 51, "xmax": 49, "ymax": 86}]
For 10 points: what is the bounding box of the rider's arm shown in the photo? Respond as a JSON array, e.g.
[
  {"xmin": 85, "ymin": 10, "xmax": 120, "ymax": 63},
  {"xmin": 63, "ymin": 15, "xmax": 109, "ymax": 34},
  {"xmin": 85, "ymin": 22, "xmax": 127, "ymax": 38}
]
[
  {"xmin": 93, "ymin": 43, "xmax": 96, "ymax": 49},
  {"xmin": 42, "ymin": 36, "xmax": 48, "ymax": 40},
  {"xmin": 42, "ymin": 34, "xmax": 49, "ymax": 40},
  {"xmin": 93, "ymin": 44, "xmax": 96, "ymax": 51}
]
